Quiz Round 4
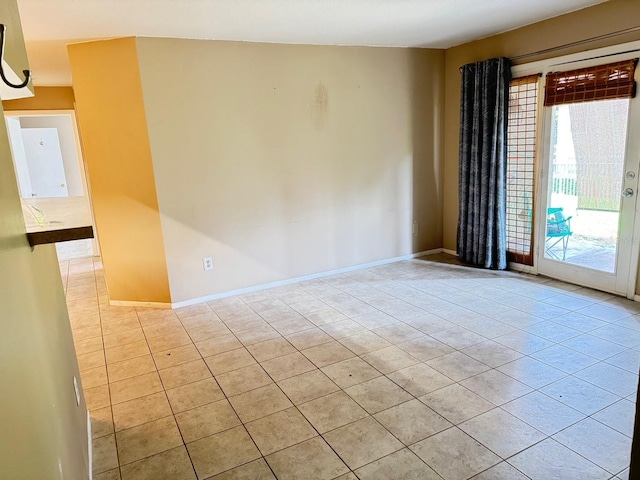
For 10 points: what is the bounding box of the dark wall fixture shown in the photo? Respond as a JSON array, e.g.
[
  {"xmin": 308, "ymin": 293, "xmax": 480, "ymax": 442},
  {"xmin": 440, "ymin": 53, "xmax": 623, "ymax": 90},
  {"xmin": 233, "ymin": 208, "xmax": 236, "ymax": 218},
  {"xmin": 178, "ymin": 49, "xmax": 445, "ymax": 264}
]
[{"xmin": 0, "ymin": 24, "xmax": 30, "ymax": 88}]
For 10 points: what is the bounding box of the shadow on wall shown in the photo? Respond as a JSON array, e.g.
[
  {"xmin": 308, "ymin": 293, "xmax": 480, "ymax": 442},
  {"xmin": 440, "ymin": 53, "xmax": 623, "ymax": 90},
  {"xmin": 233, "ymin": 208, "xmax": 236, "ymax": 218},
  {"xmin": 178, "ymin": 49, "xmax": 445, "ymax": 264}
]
[{"xmin": 411, "ymin": 49, "xmax": 444, "ymax": 254}]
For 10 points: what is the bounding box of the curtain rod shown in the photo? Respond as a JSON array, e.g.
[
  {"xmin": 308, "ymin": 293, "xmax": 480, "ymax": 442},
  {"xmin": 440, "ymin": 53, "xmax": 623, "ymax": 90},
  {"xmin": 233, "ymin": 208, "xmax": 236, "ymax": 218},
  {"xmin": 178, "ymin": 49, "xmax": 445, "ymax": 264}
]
[{"xmin": 459, "ymin": 25, "xmax": 640, "ymax": 73}]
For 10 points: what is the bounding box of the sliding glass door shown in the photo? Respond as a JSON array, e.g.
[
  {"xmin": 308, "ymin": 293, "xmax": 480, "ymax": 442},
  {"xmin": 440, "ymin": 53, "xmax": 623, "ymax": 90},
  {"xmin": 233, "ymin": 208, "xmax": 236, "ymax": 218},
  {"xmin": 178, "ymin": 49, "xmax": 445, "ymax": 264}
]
[{"xmin": 536, "ymin": 59, "xmax": 640, "ymax": 294}]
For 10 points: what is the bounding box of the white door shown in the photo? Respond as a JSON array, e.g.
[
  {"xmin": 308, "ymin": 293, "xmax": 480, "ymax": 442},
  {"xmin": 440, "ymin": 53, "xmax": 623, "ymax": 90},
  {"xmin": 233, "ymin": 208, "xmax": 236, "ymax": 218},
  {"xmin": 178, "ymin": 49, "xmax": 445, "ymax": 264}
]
[
  {"xmin": 21, "ymin": 127, "xmax": 69, "ymax": 198},
  {"xmin": 5, "ymin": 117, "xmax": 32, "ymax": 198},
  {"xmin": 536, "ymin": 84, "xmax": 640, "ymax": 295}
]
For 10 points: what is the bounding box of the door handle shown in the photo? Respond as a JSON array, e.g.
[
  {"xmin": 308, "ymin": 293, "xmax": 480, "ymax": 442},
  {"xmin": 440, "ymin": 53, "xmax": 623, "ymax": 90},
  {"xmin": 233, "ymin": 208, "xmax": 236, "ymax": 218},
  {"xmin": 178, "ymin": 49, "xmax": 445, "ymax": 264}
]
[{"xmin": 622, "ymin": 188, "xmax": 634, "ymax": 198}]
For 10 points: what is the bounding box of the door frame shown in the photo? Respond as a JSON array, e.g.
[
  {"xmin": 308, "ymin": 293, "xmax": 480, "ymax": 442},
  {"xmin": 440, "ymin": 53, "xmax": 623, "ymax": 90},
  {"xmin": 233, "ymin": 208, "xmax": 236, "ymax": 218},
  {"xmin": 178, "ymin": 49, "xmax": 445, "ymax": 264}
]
[
  {"xmin": 510, "ymin": 40, "xmax": 640, "ymax": 298},
  {"xmin": 5, "ymin": 110, "xmax": 90, "ymax": 199},
  {"xmin": 3, "ymin": 109, "xmax": 100, "ymax": 256}
]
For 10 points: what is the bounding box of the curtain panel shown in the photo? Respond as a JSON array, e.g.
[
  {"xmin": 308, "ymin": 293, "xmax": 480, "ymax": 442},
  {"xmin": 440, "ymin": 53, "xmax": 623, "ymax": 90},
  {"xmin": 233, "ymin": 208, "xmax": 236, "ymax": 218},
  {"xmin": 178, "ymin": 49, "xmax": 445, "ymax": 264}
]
[{"xmin": 457, "ymin": 57, "xmax": 511, "ymax": 270}]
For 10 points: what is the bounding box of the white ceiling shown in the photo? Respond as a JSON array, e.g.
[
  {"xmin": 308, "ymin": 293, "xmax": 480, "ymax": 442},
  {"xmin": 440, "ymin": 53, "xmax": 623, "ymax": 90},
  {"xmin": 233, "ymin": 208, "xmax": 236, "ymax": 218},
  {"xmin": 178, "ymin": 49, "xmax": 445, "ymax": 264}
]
[{"xmin": 16, "ymin": 0, "xmax": 607, "ymax": 86}]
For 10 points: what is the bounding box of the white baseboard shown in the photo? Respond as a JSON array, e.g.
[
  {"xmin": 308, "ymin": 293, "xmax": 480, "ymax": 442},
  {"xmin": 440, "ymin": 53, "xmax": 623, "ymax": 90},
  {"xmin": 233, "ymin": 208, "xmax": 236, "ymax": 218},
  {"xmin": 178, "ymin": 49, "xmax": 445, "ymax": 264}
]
[
  {"xmin": 633, "ymin": 295, "xmax": 640, "ymax": 303},
  {"xmin": 171, "ymin": 249, "xmax": 442, "ymax": 309},
  {"xmin": 109, "ymin": 300, "xmax": 173, "ymax": 309},
  {"xmin": 442, "ymin": 249, "xmax": 457, "ymax": 256},
  {"xmin": 106, "ymin": 249, "xmax": 446, "ymax": 309},
  {"xmin": 87, "ymin": 410, "xmax": 92, "ymax": 480}
]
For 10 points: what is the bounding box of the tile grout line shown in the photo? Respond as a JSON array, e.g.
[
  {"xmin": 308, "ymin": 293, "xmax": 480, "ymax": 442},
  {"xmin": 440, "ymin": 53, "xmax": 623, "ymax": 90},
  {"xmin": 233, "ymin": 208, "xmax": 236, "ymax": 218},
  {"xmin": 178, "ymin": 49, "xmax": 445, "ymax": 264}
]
[
  {"xmin": 207, "ymin": 295, "xmax": 383, "ymax": 478},
  {"xmin": 93, "ymin": 255, "xmax": 123, "ymax": 479},
  {"xmin": 236, "ymin": 289, "xmax": 469, "ymax": 477},
  {"xmin": 69, "ymin": 255, "xmax": 637, "ymax": 479}
]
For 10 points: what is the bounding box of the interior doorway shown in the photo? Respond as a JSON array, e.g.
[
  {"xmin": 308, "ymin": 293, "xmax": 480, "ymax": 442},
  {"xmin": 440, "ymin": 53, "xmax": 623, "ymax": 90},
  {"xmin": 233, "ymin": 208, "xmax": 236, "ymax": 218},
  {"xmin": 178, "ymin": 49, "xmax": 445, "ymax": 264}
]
[{"xmin": 4, "ymin": 110, "xmax": 98, "ymax": 261}]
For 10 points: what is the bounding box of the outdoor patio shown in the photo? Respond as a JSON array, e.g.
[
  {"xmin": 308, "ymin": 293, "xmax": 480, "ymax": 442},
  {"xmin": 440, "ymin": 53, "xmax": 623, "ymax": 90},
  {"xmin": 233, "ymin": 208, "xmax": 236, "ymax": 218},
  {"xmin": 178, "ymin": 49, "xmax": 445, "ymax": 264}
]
[{"xmin": 546, "ymin": 209, "xmax": 618, "ymax": 273}]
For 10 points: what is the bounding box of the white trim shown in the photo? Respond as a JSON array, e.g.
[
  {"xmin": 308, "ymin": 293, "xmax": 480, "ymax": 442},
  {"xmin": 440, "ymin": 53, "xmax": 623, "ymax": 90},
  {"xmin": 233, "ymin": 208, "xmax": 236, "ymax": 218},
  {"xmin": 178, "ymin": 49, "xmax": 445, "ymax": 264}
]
[
  {"xmin": 171, "ymin": 249, "xmax": 441, "ymax": 308},
  {"xmin": 540, "ymin": 271, "xmax": 621, "ymax": 295},
  {"xmin": 108, "ymin": 300, "xmax": 172, "ymax": 309},
  {"xmin": 442, "ymin": 249, "xmax": 458, "ymax": 256},
  {"xmin": 511, "ymin": 40, "xmax": 640, "ymax": 77},
  {"xmin": 633, "ymin": 295, "xmax": 640, "ymax": 303},
  {"xmin": 87, "ymin": 410, "xmax": 92, "ymax": 480},
  {"xmin": 624, "ymin": 85, "xmax": 640, "ymax": 299},
  {"xmin": 108, "ymin": 250, "xmax": 447, "ymax": 309}
]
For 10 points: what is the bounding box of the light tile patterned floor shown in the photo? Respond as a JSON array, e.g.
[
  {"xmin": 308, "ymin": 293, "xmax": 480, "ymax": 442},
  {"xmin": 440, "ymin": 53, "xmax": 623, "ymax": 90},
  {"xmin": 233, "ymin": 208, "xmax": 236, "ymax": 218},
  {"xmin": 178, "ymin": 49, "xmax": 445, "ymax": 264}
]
[{"xmin": 60, "ymin": 253, "xmax": 639, "ymax": 480}]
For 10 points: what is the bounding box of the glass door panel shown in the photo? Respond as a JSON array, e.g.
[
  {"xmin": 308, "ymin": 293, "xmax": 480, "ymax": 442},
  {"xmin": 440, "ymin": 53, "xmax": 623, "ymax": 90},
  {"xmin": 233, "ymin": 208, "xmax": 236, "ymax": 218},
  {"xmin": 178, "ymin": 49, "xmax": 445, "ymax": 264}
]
[{"xmin": 544, "ymin": 99, "xmax": 629, "ymax": 274}]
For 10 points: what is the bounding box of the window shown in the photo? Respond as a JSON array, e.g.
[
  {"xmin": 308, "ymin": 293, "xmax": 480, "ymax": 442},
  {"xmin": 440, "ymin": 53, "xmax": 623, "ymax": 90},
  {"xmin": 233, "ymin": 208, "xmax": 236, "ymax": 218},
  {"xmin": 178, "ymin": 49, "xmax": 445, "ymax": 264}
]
[{"xmin": 506, "ymin": 74, "xmax": 539, "ymax": 265}]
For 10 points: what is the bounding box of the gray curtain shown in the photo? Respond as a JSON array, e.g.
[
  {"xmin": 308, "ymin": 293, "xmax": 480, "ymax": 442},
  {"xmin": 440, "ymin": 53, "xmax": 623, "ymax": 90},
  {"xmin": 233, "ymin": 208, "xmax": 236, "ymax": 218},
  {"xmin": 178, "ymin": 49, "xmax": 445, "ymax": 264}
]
[{"xmin": 457, "ymin": 57, "xmax": 511, "ymax": 270}]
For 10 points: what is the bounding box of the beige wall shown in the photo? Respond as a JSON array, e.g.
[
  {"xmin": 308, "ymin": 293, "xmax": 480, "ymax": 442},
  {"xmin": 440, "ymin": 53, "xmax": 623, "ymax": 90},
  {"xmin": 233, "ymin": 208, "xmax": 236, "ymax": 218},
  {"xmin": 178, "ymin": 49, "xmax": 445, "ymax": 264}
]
[
  {"xmin": 0, "ymin": 7, "xmax": 88, "ymax": 476},
  {"xmin": 68, "ymin": 38, "xmax": 172, "ymax": 303},
  {"xmin": 135, "ymin": 38, "xmax": 444, "ymax": 302},
  {"xmin": 0, "ymin": 241, "xmax": 89, "ymax": 479},
  {"xmin": 3, "ymin": 86, "xmax": 75, "ymax": 111},
  {"xmin": 443, "ymin": 0, "xmax": 640, "ymax": 251}
]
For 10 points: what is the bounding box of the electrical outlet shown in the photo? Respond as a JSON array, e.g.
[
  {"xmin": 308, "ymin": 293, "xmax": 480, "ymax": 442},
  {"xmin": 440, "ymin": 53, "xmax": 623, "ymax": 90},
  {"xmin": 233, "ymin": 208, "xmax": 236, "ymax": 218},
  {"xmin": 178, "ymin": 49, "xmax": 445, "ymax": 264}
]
[
  {"xmin": 413, "ymin": 221, "xmax": 419, "ymax": 236},
  {"xmin": 203, "ymin": 257, "xmax": 214, "ymax": 271}
]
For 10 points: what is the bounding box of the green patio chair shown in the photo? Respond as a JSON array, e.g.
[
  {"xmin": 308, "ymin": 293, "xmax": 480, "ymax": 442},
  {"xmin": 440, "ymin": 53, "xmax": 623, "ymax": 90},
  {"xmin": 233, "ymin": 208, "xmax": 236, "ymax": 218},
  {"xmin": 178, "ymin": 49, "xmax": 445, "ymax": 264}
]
[{"xmin": 546, "ymin": 207, "xmax": 572, "ymax": 261}]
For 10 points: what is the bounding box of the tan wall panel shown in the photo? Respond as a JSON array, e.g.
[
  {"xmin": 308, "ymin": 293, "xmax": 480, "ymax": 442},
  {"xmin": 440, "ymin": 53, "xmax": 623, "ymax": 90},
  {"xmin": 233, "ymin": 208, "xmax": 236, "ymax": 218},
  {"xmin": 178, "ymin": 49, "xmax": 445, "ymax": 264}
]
[
  {"xmin": 0, "ymin": 5, "xmax": 87, "ymax": 476},
  {"xmin": 3, "ymin": 86, "xmax": 75, "ymax": 110},
  {"xmin": 136, "ymin": 38, "xmax": 444, "ymax": 302},
  {"xmin": 68, "ymin": 38, "xmax": 171, "ymax": 303},
  {"xmin": 0, "ymin": 95, "xmax": 88, "ymax": 479}
]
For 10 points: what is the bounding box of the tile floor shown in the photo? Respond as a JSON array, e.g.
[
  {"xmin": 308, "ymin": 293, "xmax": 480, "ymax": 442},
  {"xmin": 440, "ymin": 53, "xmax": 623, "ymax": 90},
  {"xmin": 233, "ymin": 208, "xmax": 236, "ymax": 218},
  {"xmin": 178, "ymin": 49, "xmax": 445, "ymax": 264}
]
[{"xmin": 61, "ymin": 253, "xmax": 640, "ymax": 480}]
